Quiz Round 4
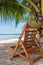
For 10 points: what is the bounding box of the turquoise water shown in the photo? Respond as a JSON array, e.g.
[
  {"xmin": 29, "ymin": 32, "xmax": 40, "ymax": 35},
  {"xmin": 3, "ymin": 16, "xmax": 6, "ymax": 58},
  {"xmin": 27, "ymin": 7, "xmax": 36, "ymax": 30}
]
[
  {"xmin": 0, "ymin": 17, "xmax": 25, "ymax": 40},
  {"xmin": 0, "ymin": 35, "xmax": 19, "ymax": 40}
]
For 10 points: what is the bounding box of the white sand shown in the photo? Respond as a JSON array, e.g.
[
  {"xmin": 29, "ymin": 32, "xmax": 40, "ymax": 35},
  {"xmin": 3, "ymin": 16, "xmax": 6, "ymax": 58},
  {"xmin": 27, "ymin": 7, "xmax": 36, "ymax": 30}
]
[
  {"xmin": 0, "ymin": 38, "xmax": 18, "ymax": 44},
  {"xmin": 0, "ymin": 36, "xmax": 24, "ymax": 45}
]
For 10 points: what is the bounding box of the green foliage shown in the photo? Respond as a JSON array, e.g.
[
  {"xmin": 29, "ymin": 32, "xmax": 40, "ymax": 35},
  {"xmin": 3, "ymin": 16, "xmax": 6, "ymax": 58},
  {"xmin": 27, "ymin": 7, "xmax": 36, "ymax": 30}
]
[
  {"xmin": 34, "ymin": 0, "xmax": 39, "ymax": 2},
  {"xmin": 0, "ymin": 0, "xmax": 42, "ymax": 26},
  {"xmin": 0, "ymin": 0, "xmax": 26, "ymax": 25},
  {"xmin": 25, "ymin": 0, "xmax": 39, "ymax": 12}
]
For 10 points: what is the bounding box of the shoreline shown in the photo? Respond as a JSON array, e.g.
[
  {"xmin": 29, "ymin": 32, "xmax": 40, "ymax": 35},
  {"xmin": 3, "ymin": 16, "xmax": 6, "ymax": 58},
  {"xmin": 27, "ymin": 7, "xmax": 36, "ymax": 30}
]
[
  {"xmin": 0, "ymin": 37, "xmax": 24, "ymax": 44},
  {"xmin": 0, "ymin": 38, "xmax": 18, "ymax": 45}
]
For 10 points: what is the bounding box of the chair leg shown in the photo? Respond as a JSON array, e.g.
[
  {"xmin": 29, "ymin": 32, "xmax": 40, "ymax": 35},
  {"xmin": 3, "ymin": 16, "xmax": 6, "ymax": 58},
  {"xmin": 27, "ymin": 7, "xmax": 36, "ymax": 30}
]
[
  {"xmin": 20, "ymin": 39, "xmax": 29, "ymax": 58},
  {"xmin": 34, "ymin": 38, "xmax": 43, "ymax": 54},
  {"xmin": 10, "ymin": 42, "xmax": 19, "ymax": 59},
  {"xmin": 15, "ymin": 51, "xmax": 33, "ymax": 64}
]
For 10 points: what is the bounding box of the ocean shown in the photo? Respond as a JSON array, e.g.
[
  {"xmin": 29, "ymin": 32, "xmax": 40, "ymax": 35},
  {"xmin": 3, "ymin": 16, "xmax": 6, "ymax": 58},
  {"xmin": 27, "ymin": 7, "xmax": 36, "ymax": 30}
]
[
  {"xmin": 0, "ymin": 19, "xmax": 25, "ymax": 40},
  {"xmin": 0, "ymin": 34, "xmax": 20, "ymax": 40}
]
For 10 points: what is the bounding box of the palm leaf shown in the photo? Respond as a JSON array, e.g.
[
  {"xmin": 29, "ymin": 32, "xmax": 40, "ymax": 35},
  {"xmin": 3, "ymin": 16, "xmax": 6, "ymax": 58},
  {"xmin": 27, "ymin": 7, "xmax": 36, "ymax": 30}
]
[
  {"xmin": 34, "ymin": 0, "xmax": 39, "ymax": 2},
  {"xmin": 25, "ymin": 0, "xmax": 39, "ymax": 13},
  {"xmin": 15, "ymin": 2, "xmax": 34, "ymax": 16}
]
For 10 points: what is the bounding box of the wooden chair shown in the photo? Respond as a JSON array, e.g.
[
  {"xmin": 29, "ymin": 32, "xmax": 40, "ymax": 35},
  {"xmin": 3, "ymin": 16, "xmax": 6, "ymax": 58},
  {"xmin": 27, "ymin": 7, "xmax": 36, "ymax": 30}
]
[{"xmin": 8, "ymin": 21, "xmax": 43, "ymax": 64}]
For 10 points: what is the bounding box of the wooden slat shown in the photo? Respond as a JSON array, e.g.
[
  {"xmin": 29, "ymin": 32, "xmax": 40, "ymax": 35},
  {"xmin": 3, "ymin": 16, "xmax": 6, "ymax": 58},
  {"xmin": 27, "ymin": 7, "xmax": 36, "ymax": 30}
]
[
  {"xmin": 10, "ymin": 39, "xmax": 20, "ymax": 58},
  {"xmin": 27, "ymin": 47, "xmax": 38, "ymax": 52},
  {"xmin": 26, "ymin": 28, "xmax": 37, "ymax": 31},
  {"xmin": 24, "ymin": 35, "xmax": 36, "ymax": 39},
  {"xmin": 25, "ymin": 32, "xmax": 36, "ymax": 35},
  {"xmin": 24, "ymin": 37, "xmax": 35, "ymax": 40},
  {"xmin": 20, "ymin": 39, "xmax": 29, "ymax": 58},
  {"xmin": 24, "ymin": 42, "xmax": 35, "ymax": 45},
  {"xmin": 24, "ymin": 40, "xmax": 34, "ymax": 42},
  {"xmin": 25, "ymin": 34, "xmax": 36, "ymax": 36},
  {"xmin": 24, "ymin": 44, "xmax": 36, "ymax": 48}
]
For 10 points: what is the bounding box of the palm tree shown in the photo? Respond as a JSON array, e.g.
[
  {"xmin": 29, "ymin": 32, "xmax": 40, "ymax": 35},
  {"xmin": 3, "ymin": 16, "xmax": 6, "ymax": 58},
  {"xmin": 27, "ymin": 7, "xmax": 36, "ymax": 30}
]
[
  {"xmin": 0, "ymin": 0, "xmax": 43, "ymax": 23},
  {"xmin": 0, "ymin": 0, "xmax": 43, "ymax": 35}
]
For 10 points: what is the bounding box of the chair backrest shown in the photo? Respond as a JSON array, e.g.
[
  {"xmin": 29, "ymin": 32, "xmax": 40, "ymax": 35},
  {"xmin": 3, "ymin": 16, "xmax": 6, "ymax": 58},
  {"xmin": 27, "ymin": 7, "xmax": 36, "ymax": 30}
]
[
  {"xmin": 24, "ymin": 26, "xmax": 38, "ymax": 48},
  {"xmin": 18, "ymin": 21, "xmax": 38, "ymax": 48}
]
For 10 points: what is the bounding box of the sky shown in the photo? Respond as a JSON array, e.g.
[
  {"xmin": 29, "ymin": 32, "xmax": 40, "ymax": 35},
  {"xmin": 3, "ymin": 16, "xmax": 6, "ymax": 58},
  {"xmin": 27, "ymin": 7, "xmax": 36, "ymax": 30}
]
[
  {"xmin": 0, "ymin": 0, "xmax": 26, "ymax": 40},
  {"xmin": 0, "ymin": 16, "xmax": 25, "ymax": 34},
  {"xmin": 0, "ymin": 16, "xmax": 25, "ymax": 40},
  {"xmin": 0, "ymin": 0, "xmax": 25, "ymax": 40}
]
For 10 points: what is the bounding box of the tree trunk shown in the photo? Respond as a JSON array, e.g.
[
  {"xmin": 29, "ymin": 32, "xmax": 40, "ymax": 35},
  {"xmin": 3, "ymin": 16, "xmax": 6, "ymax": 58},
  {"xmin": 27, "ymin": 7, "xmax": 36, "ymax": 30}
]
[{"xmin": 40, "ymin": 21, "xmax": 43, "ymax": 37}]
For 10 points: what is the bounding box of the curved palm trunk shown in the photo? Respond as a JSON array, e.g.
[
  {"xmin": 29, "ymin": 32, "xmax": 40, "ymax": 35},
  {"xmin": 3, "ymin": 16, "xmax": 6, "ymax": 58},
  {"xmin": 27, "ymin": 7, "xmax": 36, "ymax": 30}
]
[{"xmin": 33, "ymin": 0, "xmax": 43, "ymax": 37}]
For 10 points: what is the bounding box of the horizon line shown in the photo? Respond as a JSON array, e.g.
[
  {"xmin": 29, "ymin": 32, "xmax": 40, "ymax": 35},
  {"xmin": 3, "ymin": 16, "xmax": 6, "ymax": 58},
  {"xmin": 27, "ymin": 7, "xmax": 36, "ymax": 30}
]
[{"xmin": 0, "ymin": 34, "xmax": 20, "ymax": 35}]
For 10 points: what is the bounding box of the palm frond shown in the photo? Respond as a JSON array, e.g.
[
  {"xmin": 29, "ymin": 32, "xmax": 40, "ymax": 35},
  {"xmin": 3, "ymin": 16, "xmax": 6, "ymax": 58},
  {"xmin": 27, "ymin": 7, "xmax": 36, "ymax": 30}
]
[
  {"xmin": 15, "ymin": 2, "xmax": 34, "ymax": 16},
  {"xmin": 25, "ymin": 0, "xmax": 39, "ymax": 13},
  {"xmin": 34, "ymin": 0, "xmax": 40, "ymax": 2}
]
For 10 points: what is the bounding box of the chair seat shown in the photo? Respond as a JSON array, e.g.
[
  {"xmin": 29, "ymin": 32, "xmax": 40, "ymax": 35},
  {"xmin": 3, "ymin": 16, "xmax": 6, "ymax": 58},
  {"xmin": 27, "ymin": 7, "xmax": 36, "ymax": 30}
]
[{"xmin": 10, "ymin": 46, "xmax": 15, "ymax": 48}]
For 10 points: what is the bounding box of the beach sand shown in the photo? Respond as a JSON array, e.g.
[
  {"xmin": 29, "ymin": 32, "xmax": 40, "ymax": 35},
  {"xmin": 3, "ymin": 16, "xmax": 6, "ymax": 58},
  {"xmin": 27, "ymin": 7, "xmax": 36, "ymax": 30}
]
[{"xmin": 0, "ymin": 39, "xmax": 43, "ymax": 65}]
